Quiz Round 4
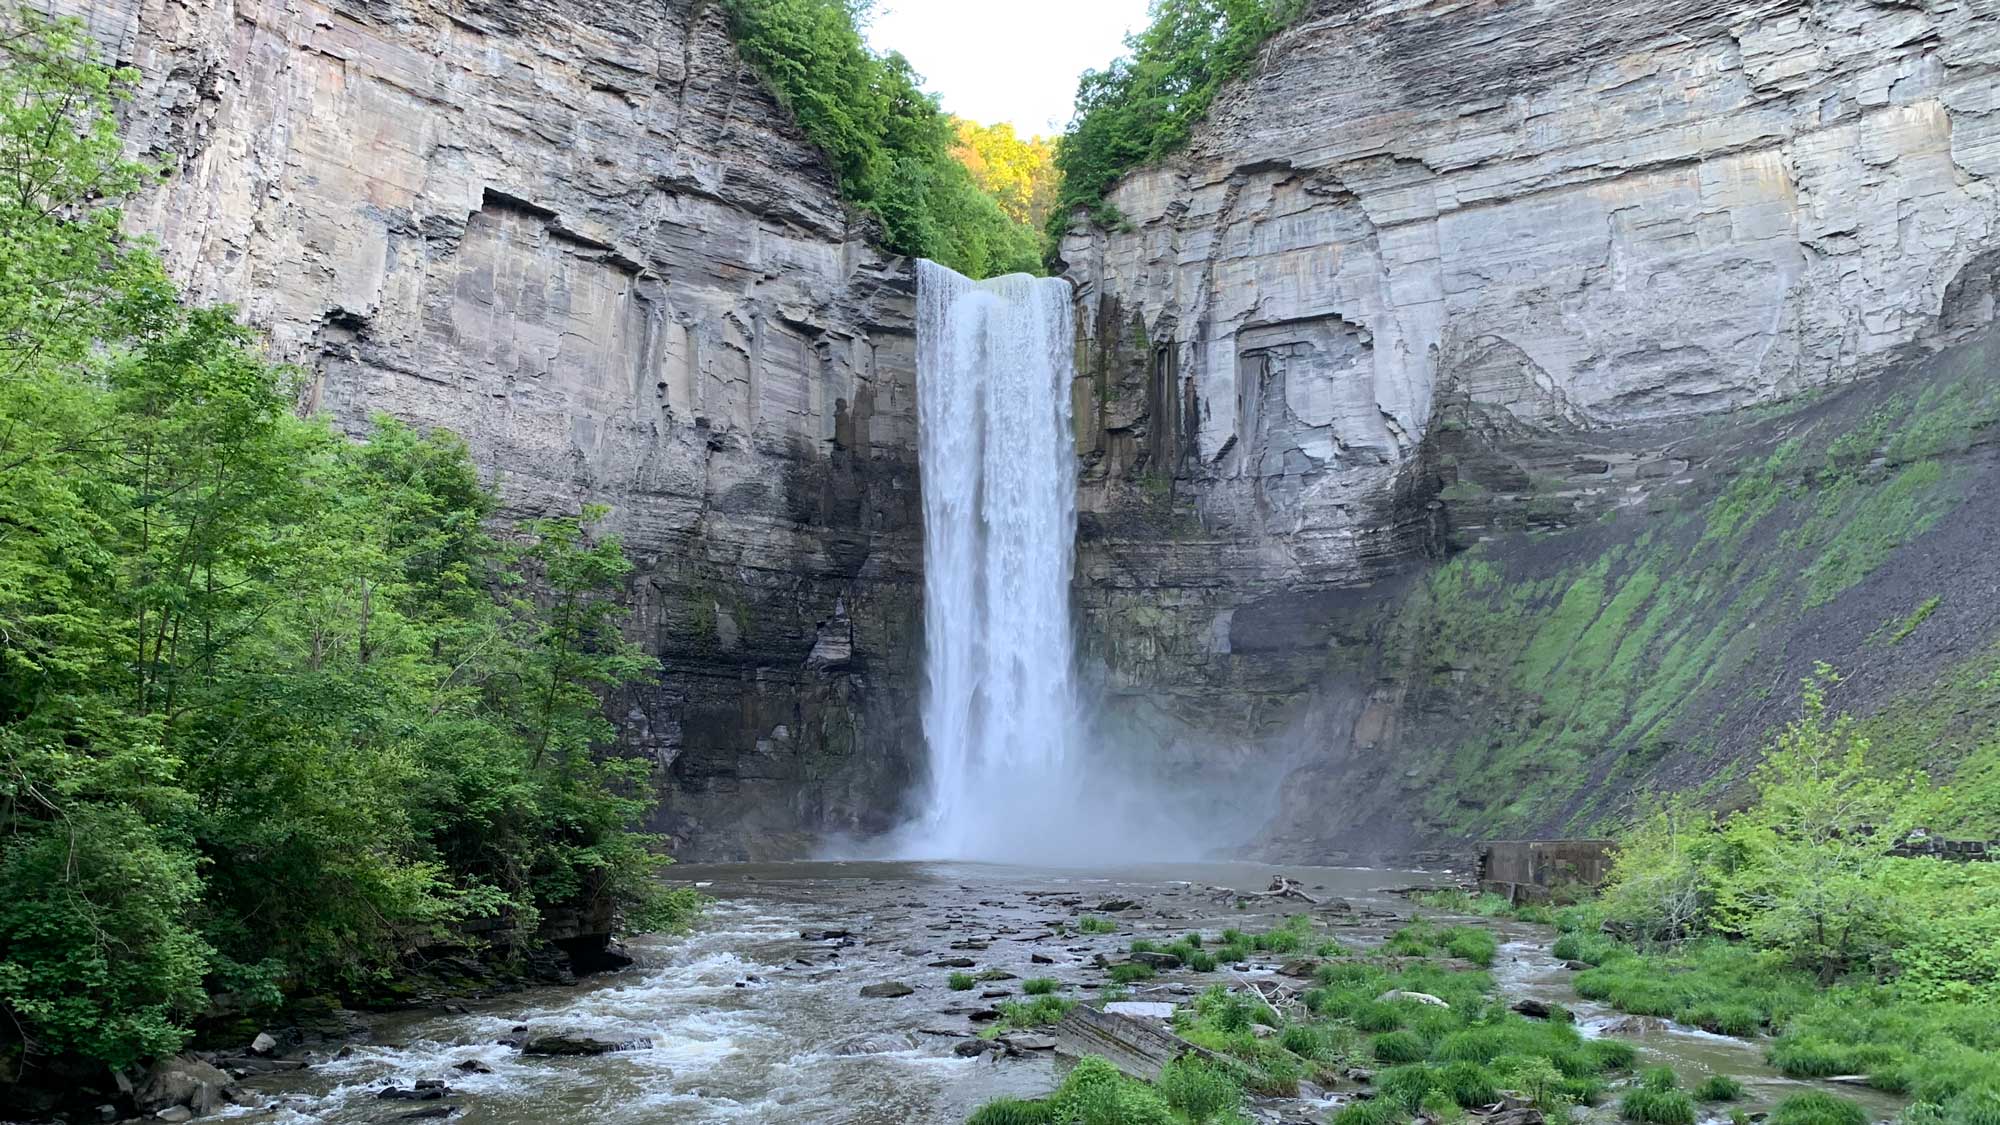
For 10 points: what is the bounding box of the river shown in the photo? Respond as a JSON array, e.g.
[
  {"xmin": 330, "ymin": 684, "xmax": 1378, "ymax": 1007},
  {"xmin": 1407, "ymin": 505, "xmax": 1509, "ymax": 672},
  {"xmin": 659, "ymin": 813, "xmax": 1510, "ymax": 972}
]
[{"xmin": 222, "ymin": 861, "xmax": 1900, "ymax": 1125}]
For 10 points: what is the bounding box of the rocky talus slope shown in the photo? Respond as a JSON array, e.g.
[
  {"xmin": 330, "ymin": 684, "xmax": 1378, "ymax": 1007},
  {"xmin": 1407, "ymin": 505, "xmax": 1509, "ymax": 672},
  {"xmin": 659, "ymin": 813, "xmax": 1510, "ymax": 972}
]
[
  {"xmin": 59, "ymin": 0, "xmax": 924, "ymax": 858},
  {"xmin": 1063, "ymin": 0, "xmax": 2000, "ymax": 856}
]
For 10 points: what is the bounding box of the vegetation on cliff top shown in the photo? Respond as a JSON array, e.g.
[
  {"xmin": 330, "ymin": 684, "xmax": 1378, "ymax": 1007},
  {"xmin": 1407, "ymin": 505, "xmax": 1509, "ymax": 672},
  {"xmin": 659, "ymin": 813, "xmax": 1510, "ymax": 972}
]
[
  {"xmin": 1047, "ymin": 0, "xmax": 1306, "ymax": 259},
  {"xmin": 0, "ymin": 13, "xmax": 693, "ymax": 1076},
  {"xmin": 718, "ymin": 0, "xmax": 1043, "ymax": 277}
]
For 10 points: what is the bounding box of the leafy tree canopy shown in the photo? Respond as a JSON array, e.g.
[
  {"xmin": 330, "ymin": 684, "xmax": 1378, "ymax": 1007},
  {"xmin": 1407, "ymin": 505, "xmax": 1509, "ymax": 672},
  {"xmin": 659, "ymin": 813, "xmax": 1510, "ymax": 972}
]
[
  {"xmin": 1046, "ymin": 0, "xmax": 1305, "ymax": 263},
  {"xmin": 0, "ymin": 10, "xmax": 695, "ymax": 1076},
  {"xmin": 720, "ymin": 0, "xmax": 1043, "ymax": 277}
]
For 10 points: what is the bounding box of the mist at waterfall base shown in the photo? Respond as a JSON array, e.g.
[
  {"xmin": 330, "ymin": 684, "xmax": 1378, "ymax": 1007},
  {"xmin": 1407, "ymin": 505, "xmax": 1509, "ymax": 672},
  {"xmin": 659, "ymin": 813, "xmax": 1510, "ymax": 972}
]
[{"xmin": 852, "ymin": 260, "xmax": 1277, "ymax": 867}]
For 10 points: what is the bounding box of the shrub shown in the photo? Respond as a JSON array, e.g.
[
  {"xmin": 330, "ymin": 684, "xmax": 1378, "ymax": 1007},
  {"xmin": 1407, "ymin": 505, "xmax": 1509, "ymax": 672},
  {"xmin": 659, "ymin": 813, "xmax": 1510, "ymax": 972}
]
[
  {"xmin": 1374, "ymin": 1031, "xmax": 1428, "ymax": 1064},
  {"xmin": 1157, "ymin": 1057, "xmax": 1241, "ymax": 1123},
  {"xmin": 1354, "ymin": 1002, "xmax": 1406, "ymax": 1032},
  {"xmin": 1023, "ymin": 977, "xmax": 1060, "ymax": 995},
  {"xmin": 1621, "ymin": 1088, "xmax": 1697, "ymax": 1125},
  {"xmin": 1109, "ymin": 962, "xmax": 1156, "ymax": 985},
  {"xmin": 1189, "ymin": 951, "xmax": 1219, "ymax": 972},
  {"xmin": 949, "ymin": 971, "xmax": 975, "ymax": 991},
  {"xmin": 994, "ymin": 995, "xmax": 1074, "ymax": 1030},
  {"xmin": 1044, "ymin": 1056, "xmax": 1176, "ymax": 1125},
  {"xmin": 1334, "ymin": 1097, "xmax": 1412, "ymax": 1125},
  {"xmin": 1443, "ymin": 927, "xmax": 1499, "ymax": 967},
  {"xmin": 1438, "ymin": 1061, "xmax": 1500, "ymax": 1107},
  {"xmin": 1696, "ymin": 1076, "xmax": 1745, "ymax": 1102},
  {"xmin": 1379, "ymin": 1065, "xmax": 1443, "ymax": 1111},
  {"xmin": 1587, "ymin": 1039, "xmax": 1638, "ymax": 1071},
  {"xmin": 968, "ymin": 1099, "xmax": 1051, "ymax": 1125},
  {"xmin": 1681, "ymin": 1003, "xmax": 1763, "ymax": 1037},
  {"xmin": 1642, "ymin": 1067, "xmax": 1682, "ymax": 1092},
  {"xmin": 1946, "ymin": 1086, "xmax": 2000, "ymax": 1125},
  {"xmin": 1769, "ymin": 1092, "xmax": 1869, "ymax": 1125},
  {"xmin": 1079, "ymin": 916, "xmax": 1117, "ymax": 934}
]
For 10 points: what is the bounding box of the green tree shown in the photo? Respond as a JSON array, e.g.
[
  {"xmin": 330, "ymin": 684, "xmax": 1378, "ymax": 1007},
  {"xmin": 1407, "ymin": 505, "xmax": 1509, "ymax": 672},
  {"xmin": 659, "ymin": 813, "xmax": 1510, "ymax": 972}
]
[
  {"xmin": 1710, "ymin": 668, "xmax": 1937, "ymax": 982},
  {"xmin": 720, "ymin": 0, "xmax": 1042, "ymax": 277},
  {"xmin": 953, "ymin": 119, "xmax": 1058, "ymax": 228},
  {"xmin": 1047, "ymin": 0, "xmax": 1305, "ymax": 262},
  {"xmin": 0, "ymin": 11, "xmax": 694, "ymax": 1077}
]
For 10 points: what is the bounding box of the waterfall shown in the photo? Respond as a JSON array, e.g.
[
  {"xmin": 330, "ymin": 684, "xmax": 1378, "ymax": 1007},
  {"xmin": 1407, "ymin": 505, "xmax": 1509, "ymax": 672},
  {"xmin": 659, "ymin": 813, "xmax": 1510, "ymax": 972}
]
[{"xmin": 908, "ymin": 259, "xmax": 1079, "ymax": 861}]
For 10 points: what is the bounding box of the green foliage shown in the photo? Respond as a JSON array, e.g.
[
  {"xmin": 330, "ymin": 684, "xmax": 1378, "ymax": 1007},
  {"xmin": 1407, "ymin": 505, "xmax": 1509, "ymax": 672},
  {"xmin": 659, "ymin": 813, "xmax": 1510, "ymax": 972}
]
[
  {"xmin": 1695, "ymin": 1076, "xmax": 1745, "ymax": 1102},
  {"xmin": 1769, "ymin": 1093, "xmax": 1870, "ymax": 1125},
  {"xmin": 718, "ymin": 0, "xmax": 1040, "ymax": 277},
  {"xmin": 1044, "ymin": 1056, "xmax": 1177, "ymax": 1125},
  {"xmin": 1109, "ymin": 961, "xmax": 1157, "ymax": 985},
  {"xmin": 1156, "ymin": 1057, "xmax": 1242, "ymax": 1123},
  {"xmin": 1333, "ymin": 1098, "xmax": 1411, "ymax": 1125},
  {"xmin": 968, "ymin": 1099, "xmax": 1052, "ymax": 1125},
  {"xmin": 1023, "ymin": 977, "xmax": 1060, "ymax": 995},
  {"xmin": 1621, "ymin": 1088, "xmax": 1697, "ymax": 1125},
  {"xmin": 949, "ymin": 971, "xmax": 976, "ymax": 991},
  {"xmin": 0, "ymin": 13, "xmax": 684, "ymax": 1072},
  {"xmin": 1079, "ymin": 915, "xmax": 1118, "ymax": 934},
  {"xmin": 1373, "ymin": 1031, "xmax": 1428, "ymax": 1064},
  {"xmin": 989, "ymin": 994, "xmax": 1075, "ymax": 1034},
  {"xmin": 1049, "ymin": 0, "xmax": 1305, "ymax": 258}
]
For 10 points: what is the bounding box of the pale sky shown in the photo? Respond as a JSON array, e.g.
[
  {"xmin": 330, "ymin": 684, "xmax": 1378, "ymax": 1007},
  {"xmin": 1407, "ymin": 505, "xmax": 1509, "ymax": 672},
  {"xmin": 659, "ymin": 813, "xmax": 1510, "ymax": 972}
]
[{"xmin": 864, "ymin": 0, "xmax": 1153, "ymax": 136}]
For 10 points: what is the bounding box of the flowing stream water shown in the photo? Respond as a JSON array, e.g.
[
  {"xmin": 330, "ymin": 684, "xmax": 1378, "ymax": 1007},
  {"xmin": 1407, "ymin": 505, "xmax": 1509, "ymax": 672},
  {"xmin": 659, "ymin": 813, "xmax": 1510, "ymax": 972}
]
[
  {"xmin": 217, "ymin": 865, "xmax": 1906, "ymax": 1125},
  {"xmin": 907, "ymin": 261, "xmax": 1083, "ymax": 863}
]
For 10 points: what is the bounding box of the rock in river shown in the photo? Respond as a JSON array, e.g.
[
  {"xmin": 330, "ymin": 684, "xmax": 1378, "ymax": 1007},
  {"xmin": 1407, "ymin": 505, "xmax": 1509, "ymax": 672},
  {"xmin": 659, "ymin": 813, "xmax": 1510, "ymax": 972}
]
[
  {"xmin": 522, "ymin": 1035, "xmax": 643, "ymax": 1056},
  {"xmin": 859, "ymin": 981, "xmax": 915, "ymax": 999}
]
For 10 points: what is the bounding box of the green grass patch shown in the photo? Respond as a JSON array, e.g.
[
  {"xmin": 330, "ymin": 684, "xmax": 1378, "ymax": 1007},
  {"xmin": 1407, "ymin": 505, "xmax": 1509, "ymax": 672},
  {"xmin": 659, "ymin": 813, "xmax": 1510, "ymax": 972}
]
[{"xmin": 1768, "ymin": 1092, "xmax": 1869, "ymax": 1125}]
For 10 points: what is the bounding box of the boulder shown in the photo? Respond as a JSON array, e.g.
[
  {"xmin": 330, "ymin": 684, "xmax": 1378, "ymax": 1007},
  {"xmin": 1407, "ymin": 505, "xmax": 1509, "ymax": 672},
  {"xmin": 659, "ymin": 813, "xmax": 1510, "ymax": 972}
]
[
  {"xmin": 521, "ymin": 1035, "xmax": 642, "ymax": 1056},
  {"xmin": 928, "ymin": 957, "xmax": 977, "ymax": 968},
  {"xmin": 859, "ymin": 981, "xmax": 915, "ymax": 999},
  {"xmin": 249, "ymin": 1032, "xmax": 278, "ymax": 1056},
  {"xmin": 1129, "ymin": 951, "xmax": 1183, "ymax": 970},
  {"xmin": 155, "ymin": 1109, "xmax": 193, "ymax": 1124},
  {"xmin": 136, "ymin": 1055, "xmax": 234, "ymax": 1117}
]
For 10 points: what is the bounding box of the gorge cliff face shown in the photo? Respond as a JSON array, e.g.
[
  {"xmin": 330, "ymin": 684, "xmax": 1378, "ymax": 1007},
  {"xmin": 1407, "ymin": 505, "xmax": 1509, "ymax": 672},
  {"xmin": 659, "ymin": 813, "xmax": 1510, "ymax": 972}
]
[
  {"xmin": 1064, "ymin": 0, "xmax": 2000, "ymax": 856},
  {"xmin": 64, "ymin": 0, "xmax": 924, "ymax": 858}
]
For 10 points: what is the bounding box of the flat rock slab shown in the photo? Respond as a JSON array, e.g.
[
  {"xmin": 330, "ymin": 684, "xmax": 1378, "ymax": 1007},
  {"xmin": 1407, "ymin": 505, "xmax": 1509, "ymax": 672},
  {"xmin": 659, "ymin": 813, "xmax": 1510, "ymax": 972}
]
[
  {"xmin": 859, "ymin": 981, "xmax": 915, "ymax": 999},
  {"xmin": 1103, "ymin": 1002, "xmax": 1177, "ymax": 1021},
  {"xmin": 1050, "ymin": 1006, "xmax": 1216, "ymax": 1082}
]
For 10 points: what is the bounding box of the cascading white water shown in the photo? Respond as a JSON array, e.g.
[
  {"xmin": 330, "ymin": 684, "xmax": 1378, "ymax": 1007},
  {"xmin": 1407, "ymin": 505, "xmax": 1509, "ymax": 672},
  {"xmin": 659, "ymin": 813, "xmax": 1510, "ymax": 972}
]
[{"xmin": 908, "ymin": 259, "xmax": 1080, "ymax": 861}]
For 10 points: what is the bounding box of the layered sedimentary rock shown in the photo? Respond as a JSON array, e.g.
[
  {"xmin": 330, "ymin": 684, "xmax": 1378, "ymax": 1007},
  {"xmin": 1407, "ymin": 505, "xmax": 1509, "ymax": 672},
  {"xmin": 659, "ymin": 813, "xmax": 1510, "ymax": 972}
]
[
  {"xmin": 60, "ymin": 0, "xmax": 924, "ymax": 858},
  {"xmin": 1063, "ymin": 0, "xmax": 2000, "ymax": 855}
]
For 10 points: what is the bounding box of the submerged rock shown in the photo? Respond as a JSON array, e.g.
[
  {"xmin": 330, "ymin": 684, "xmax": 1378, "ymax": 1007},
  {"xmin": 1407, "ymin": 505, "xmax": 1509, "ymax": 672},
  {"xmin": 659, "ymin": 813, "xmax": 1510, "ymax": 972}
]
[{"xmin": 521, "ymin": 1035, "xmax": 642, "ymax": 1056}]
